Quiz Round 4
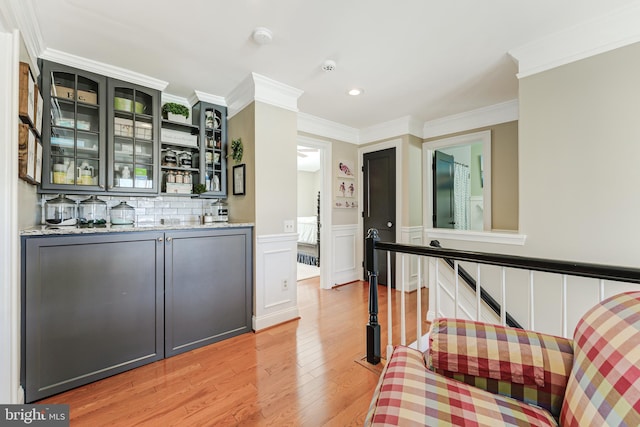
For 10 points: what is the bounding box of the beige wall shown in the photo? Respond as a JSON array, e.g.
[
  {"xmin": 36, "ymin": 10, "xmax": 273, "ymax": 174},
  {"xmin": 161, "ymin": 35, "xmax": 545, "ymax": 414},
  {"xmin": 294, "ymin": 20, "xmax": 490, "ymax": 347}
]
[
  {"xmin": 424, "ymin": 121, "xmax": 519, "ymax": 231},
  {"xmin": 18, "ymin": 179, "xmax": 38, "ymax": 228},
  {"xmin": 519, "ymin": 42, "xmax": 640, "ymax": 265},
  {"xmin": 297, "ymin": 170, "xmax": 320, "ymax": 217},
  {"xmin": 330, "ymin": 138, "xmax": 359, "ymax": 226},
  {"xmin": 227, "ymin": 102, "xmax": 256, "ymax": 225},
  {"xmin": 254, "ymin": 102, "xmax": 298, "ymax": 235},
  {"xmin": 405, "ymin": 135, "xmax": 423, "ymax": 227}
]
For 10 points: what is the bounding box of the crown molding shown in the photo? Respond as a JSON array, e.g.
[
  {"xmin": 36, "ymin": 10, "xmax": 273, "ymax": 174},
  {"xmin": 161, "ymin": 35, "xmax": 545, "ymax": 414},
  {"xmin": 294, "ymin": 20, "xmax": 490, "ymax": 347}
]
[
  {"xmin": 226, "ymin": 72, "xmax": 303, "ymax": 119},
  {"xmin": 161, "ymin": 93, "xmax": 190, "ymax": 107},
  {"xmin": 0, "ymin": 0, "xmax": 44, "ymax": 75},
  {"xmin": 509, "ymin": 2, "xmax": 640, "ymax": 79},
  {"xmin": 39, "ymin": 48, "xmax": 168, "ymax": 91},
  {"xmin": 188, "ymin": 90, "xmax": 226, "ymax": 107},
  {"xmin": 423, "ymin": 99, "xmax": 518, "ymax": 139},
  {"xmin": 225, "ymin": 74, "xmax": 255, "ymax": 119},
  {"xmin": 297, "ymin": 112, "xmax": 360, "ymax": 144},
  {"xmin": 359, "ymin": 115, "xmax": 423, "ymax": 144},
  {"xmin": 253, "ymin": 73, "xmax": 303, "ymax": 112}
]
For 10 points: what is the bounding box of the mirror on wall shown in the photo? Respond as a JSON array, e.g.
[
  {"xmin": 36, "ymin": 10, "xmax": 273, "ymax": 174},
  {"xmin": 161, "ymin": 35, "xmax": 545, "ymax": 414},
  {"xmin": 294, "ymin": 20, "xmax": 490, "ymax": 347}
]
[{"xmin": 425, "ymin": 130, "xmax": 491, "ymax": 231}]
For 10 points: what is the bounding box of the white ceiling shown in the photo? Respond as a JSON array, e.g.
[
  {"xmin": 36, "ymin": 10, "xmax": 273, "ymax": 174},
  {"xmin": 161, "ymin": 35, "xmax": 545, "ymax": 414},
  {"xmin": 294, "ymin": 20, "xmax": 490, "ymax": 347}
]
[{"xmin": 28, "ymin": 0, "xmax": 639, "ymax": 130}]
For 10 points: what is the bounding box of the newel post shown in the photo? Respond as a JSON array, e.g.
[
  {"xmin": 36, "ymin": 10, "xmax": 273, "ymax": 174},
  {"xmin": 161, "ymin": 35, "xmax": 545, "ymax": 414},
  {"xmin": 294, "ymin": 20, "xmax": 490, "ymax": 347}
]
[{"xmin": 366, "ymin": 228, "xmax": 381, "ymax": 364}]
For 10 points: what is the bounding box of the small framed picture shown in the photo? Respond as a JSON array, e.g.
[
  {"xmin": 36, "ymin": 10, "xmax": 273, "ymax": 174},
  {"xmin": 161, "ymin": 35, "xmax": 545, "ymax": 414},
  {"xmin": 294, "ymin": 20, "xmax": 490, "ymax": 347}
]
[{"xmin": 233, "ymin": 164, "xmax": 246, "ymax": 195}]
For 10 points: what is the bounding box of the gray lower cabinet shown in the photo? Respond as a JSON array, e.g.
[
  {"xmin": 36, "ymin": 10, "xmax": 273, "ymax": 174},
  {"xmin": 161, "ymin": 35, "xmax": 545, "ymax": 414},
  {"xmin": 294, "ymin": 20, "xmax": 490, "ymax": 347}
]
[
  {"xmin": 164, "ymin": 228, "xmax": 253, "ymax": 357},
  {"xmin": 22, "ymin": 227, "xmax": 253, "ymax": 403}
]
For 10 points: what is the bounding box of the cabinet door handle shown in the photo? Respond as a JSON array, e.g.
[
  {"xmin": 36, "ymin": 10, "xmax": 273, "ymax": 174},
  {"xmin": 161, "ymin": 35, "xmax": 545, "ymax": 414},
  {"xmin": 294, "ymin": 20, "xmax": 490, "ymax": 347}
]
[
  {"xmin": 158, "ymin": 237, "xmax": 163, "ymax": 242},
  {"xmin": 166, "ymin": 237, "xmax": 172, "ymax": 242}
]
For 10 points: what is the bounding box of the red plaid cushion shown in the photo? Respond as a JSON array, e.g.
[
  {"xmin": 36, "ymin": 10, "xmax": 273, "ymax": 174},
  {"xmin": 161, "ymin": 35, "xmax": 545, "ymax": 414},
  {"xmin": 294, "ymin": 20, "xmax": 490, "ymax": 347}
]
[
  {"xmin": 429, "ymin": 318, "xmax": 546, "ymax": 387},
  {"xmin": 428, "ymin": 319, "xmax": 573, "ymax": 419},
  {"xmin": 365, "ymin": 346, "xmax": 557, "ymax": 426},
  {"xmin": 560, "ymin": 291, "xmax": 640, "ymax": 426}
]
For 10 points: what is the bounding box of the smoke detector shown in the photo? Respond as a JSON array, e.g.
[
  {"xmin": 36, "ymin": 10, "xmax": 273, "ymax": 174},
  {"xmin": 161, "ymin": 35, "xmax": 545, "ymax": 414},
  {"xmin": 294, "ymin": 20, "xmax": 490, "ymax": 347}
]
[
  {"xmin": 321, "ymin": 60, "xmax": 337, "ymax": 72},
  {"xmin": 252, "ymin": 27, "xmax": 273, "ymax": 45}
]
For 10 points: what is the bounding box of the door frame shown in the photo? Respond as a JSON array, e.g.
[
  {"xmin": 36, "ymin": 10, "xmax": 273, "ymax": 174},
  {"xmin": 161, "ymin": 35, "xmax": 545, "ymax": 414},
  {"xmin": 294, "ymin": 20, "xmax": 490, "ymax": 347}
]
[
  {"xmin": 298, "ymin": 135, "xmax": 332, "ymax": 289},
  {"xmin": 358, "ymin": 138, "xmax": 403, "ymax": 284}
]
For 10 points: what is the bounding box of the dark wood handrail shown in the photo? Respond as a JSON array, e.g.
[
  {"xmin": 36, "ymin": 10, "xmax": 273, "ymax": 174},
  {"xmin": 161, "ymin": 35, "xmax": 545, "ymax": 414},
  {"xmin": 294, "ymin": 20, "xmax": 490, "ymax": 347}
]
[
  {"xmin": 373, "ymin": 241, "xmax": 640, "ymax": 284},
  {"xmin": 364, "ymin": 228, "xmax": 640, "ymax": 365}
]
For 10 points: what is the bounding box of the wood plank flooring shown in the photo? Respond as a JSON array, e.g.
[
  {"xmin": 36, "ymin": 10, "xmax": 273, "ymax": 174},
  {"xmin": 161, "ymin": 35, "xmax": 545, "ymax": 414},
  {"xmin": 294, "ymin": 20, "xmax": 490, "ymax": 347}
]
[{"xmin": 39, "ymin": 278, "xmax": 429, "ymax": 426}]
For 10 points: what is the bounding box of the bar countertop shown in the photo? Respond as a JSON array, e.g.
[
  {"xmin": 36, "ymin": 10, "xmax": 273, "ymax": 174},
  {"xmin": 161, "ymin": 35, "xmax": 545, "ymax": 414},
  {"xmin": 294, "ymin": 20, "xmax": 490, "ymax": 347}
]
[{"xmin": 20, "ymin": 221, "xmax": 254, "ymax": 236}]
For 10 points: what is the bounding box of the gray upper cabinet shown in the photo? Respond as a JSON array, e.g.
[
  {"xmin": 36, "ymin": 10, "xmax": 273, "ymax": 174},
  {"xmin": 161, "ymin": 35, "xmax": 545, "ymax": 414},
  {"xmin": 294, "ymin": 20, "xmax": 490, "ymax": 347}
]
[
  {"xmin": 107, "ymin": 79, "xmax": 160, "ymax": 193},
  {"xmin": 40, "ymin": 60, "xmax": 107, "ymax": 192},
  {"xmin": 192, "ymin": 101, "xmax": 227, "ymax": 197},
  {"xmin": 22, "ymin": 232, "xmax": 165, "ymax": 402},
  {"xmin": 38, "ymin": 59, "xmax": 160, "ymax": 195}
]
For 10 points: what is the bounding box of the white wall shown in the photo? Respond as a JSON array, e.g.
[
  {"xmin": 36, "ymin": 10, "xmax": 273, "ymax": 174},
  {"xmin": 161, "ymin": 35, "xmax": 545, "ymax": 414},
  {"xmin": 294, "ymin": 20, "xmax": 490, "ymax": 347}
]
[{"xmin": 0, "ymin": 27, "xmax": 22, "ymax": 404}]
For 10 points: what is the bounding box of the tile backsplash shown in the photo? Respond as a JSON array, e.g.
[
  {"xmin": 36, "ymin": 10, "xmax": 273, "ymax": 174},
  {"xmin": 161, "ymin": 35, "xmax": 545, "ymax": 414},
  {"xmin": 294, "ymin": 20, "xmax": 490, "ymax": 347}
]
[{"xmin": 39, "ymin": 194, "xmax": 221, "ymax": 225}]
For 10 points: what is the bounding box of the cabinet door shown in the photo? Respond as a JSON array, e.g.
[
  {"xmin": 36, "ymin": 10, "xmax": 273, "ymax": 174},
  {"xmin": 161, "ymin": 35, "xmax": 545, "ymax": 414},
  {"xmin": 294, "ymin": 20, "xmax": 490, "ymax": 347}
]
[
  {"xmin": 40, "ymin": 61, "xmax": 107, "ymax": 191},
  {"xmin": 164, "ymin": 228, "xmax": 252, "ymax": 357},
  {"xmin": 193, "ymin": 102, "xmax": 227, "ymax": 197},
  {"xmin": 108, "ymin": 79, "xmax": 160, "ymax": 193},
  {"xmin": 22, "ymin": 232, "xmax": 164, "ymax": 402}
]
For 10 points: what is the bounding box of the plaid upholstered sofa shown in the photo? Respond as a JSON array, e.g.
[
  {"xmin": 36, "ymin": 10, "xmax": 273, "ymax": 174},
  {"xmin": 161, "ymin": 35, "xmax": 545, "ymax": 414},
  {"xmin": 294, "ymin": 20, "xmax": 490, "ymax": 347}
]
[{"xmin": 365, "ymin": 291, "xmax": 640, "ymax": 426}]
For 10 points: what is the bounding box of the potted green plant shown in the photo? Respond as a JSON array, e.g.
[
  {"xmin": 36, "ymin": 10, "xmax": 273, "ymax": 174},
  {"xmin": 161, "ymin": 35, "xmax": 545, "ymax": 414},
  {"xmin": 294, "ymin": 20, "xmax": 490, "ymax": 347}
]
[{"xmin": 162, "ymin": 103, "xmax": 190, "ymax": 123}]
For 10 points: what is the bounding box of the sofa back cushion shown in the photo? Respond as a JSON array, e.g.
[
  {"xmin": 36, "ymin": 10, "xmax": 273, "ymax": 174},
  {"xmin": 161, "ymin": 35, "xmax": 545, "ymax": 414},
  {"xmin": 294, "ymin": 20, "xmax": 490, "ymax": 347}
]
[
  {"xmin": 428, "ymin": 318, "xmax": 573, "ymax": 418},
  {"xmin": 560, "ymin": 291, "xmax": 640, "ymax": 426}
]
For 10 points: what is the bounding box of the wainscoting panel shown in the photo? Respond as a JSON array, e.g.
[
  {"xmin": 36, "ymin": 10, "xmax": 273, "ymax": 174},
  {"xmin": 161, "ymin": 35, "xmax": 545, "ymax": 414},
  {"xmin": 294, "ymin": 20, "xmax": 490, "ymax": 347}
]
[
  {"xmin": 332, "ymin": 224, "xmax": 359, "ymax": 286},
  {"xmin": 254, "ymin": 233, "xmax": 299, "ymax": 331}
]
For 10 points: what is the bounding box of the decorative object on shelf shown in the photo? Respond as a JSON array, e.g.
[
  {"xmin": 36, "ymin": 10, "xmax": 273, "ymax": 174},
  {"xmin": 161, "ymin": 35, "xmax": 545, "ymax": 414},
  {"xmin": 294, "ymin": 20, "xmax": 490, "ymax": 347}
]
[
  {"xmin": 233, "ymin": 164, "xmax": 246, "ymax": 195},
  {"xmin": 334, "ymin": 159, "xmax": 357, "ymax": 208},
  {"xmin": 337, "ymin": 160, "xmax": 354, "ymax": 177},
  {"xmin": 162, "ymin": 102, "xmax": 190, "ymax": 123},
  {"xmin": 193, "ymin": 183, "xmax": 207, "ymax": 194},
  {"xmin": 231, "ymin": 138, "xmax": 243, "ymax": 163},
  {"xmin": 205, "ymin": 109, "xmax": 220, "ymax": 129}
]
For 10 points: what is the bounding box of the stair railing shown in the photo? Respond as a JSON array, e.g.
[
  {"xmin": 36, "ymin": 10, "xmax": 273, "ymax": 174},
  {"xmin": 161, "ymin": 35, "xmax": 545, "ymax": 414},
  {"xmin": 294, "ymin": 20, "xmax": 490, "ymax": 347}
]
[{"xmin": 365, "ymin": 228, "xmax": 640, "ymax": 365}]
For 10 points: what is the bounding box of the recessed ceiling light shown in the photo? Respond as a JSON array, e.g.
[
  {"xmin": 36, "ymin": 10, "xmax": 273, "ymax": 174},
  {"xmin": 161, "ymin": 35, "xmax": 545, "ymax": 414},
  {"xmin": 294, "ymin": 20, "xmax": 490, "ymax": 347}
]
[
  {"xmin": 347, "ymin": 88, "xmax": 364, "ymax": 96},
  {"xmin": 252, "ymin": 27, "xmax": 273, "ymax": 45}
]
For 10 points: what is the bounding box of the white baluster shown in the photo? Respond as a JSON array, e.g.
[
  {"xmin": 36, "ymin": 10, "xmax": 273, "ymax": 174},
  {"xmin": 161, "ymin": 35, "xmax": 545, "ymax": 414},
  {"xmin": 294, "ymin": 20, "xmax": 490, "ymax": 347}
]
[
  {"xmin": 400, "ymin": 254, "xmax": 406, "ymax": 346},
  {"xmin": 387, "ymin": 251, "xmax": 393, "ymax": 360},
  {"xmin": 454, "ymin": 260, "xmax": 460, "ymax": 318},
  {"xmin": 416, "ymin": 255, "xmax": 422, "ymax": 347},
  {"xmin": 529, "ymin": 270, "xmax": 535, "ymax": 330},
  {"xmin": 562, "ymin": 275, "xmax": 568, "ymax": 338},
  {"xmin": 476, "ymin": 264, "xmax": 481, "ymax": 321},
  {"xmin": 501, "ymin": 267, "xmax": 507, "ymax": 326}
]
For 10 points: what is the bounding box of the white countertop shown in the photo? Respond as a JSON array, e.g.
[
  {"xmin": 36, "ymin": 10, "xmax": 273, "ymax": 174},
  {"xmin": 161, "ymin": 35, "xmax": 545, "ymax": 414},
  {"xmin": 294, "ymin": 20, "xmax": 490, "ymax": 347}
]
[{"xmin": 21, "ymin": 222, "xmax": 254, "ymax": 236}]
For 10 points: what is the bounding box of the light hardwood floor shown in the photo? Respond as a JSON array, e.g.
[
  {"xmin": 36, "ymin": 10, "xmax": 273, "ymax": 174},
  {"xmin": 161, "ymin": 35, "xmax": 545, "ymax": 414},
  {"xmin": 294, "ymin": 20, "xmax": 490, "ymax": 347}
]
[{"xmin": 39, "ymin": 278, "xmax": 429, "ymax": 426}]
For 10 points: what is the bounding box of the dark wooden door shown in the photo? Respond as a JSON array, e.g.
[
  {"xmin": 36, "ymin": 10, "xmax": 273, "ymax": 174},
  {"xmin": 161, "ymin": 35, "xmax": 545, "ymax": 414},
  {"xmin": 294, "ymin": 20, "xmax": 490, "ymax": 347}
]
[
  {"xmin": 363, "ymin": 148, "xmax": 396, "ymax": 286},
  {"xmin": 433, "ymin": 150, "xmax": 455, "ymax": 228}
]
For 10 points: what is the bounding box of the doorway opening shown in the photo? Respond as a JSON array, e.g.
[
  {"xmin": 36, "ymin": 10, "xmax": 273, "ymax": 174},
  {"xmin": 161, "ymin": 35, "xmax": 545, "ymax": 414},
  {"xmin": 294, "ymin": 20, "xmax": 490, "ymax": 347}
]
[{"xmin": 296, "ymin": 137, "xmax": 331, "ymax": 289}]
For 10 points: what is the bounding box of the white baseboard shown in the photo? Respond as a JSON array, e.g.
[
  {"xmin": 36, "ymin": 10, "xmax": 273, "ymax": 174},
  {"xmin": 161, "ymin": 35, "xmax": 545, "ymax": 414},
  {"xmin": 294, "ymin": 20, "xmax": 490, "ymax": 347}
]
[{"xmin": 253, "ymin": 306, "xmax": 300, "ymax": 331}]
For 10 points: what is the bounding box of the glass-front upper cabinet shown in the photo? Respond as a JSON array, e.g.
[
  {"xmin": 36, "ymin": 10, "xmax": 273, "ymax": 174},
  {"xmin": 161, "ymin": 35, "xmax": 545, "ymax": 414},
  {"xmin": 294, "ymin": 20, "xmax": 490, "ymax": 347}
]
[
  {"xmin": 40, "ymin": 61, "xmax": 107, "ymax": 191},
  {"xmin": 107, "ymin": 79, "xmax": 159, "ymax": 193}
]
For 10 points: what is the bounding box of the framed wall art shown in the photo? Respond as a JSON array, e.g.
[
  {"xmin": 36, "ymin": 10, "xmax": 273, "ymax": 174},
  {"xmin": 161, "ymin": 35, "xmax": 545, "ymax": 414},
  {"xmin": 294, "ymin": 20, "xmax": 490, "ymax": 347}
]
[{"xmin": 233, "ymin": 164, "xmax": 246, "ymax": 195}]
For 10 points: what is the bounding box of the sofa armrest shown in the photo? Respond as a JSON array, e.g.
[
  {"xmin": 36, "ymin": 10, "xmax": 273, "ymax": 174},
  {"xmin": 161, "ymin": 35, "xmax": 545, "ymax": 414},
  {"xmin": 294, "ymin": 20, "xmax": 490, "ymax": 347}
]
[{"xmin": 426, "ymin": 318, "xmax": 574, "ymax": 418}]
